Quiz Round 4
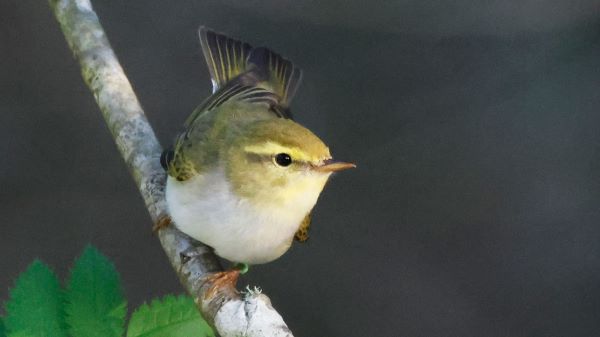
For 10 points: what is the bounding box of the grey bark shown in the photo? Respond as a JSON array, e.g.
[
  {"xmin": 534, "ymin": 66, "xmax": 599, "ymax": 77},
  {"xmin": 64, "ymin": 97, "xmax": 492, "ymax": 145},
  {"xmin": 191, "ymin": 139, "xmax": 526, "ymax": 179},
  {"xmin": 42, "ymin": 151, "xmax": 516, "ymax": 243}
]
[{"xmin": 49, "ymin": 0, "xmax": 293, "ymax": 336}]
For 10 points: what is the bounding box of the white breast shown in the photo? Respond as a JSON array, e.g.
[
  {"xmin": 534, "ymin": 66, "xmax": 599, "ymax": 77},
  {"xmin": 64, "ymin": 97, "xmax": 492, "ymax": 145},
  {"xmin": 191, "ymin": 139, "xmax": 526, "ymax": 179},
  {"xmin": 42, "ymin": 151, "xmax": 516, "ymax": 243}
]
[{"xmin": 165, "ymin": 169, "xmax": 326, "ymax": 264}]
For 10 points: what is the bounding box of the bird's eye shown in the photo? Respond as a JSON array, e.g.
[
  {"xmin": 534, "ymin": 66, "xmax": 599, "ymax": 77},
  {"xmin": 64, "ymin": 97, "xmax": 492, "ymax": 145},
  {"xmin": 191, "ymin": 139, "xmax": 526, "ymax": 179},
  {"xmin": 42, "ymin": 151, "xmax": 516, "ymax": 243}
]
[{"xmin": 274, "ymin": 153, "xmax": 292, "ymax": 167}]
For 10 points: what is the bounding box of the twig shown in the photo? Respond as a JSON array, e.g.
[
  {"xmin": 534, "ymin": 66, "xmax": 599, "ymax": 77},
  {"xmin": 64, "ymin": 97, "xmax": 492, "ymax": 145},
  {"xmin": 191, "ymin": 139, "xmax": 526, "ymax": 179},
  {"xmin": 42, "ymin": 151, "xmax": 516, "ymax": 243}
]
[{"xmin": 49, "ymin": 0, "xmax": 294, "ymax": 336}]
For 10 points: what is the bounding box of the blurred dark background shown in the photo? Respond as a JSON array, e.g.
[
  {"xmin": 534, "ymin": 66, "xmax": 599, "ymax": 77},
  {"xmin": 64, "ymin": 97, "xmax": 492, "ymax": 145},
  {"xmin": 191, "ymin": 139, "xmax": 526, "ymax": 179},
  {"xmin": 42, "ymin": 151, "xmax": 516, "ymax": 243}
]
[{"xmin": 2, "ymin": 1, "xmax": 600, "ymax": 336}]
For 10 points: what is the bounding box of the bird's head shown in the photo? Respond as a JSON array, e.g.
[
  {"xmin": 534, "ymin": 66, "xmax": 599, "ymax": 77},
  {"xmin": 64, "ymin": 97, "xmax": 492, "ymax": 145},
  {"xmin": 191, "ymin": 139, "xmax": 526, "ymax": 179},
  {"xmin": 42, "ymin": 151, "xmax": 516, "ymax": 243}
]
[{"xmin": 226, "ymin": 118, "xmax": 355, "ymax": 209}]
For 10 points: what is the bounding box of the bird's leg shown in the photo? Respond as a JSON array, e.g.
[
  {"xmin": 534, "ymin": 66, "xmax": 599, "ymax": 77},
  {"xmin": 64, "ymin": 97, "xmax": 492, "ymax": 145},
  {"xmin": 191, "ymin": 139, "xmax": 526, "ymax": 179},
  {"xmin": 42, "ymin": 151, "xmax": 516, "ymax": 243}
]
[
  {"xmin": 203, "ymin": 269, "xmax": 241, "ymax": 299},
  {"xmin": 202, "ymin": 263, "xmax": 249, "ymax": 299},
  {"xmin": 152, "ymin": 214, "xmax": 171, "ymax": 233},
  {"xmin": 178, "ymin": 243, "xmax": 246, "ymax": 299}
]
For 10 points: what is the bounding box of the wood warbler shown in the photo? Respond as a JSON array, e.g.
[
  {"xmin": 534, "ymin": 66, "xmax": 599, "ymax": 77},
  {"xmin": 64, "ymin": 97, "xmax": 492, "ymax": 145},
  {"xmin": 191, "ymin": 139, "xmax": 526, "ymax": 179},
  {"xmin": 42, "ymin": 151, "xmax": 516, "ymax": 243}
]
[{"xmin": 160, "ymin": 28, "xmax": 354, "ymax": 277}]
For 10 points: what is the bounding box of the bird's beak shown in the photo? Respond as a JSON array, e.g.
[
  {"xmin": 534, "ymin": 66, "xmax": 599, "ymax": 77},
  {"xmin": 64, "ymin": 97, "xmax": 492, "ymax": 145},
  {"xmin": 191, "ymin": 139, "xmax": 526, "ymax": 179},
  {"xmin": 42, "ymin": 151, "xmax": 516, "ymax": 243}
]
[{"xmin": 314, "ymin": 159, "xmax": 356, "ymax": 173}]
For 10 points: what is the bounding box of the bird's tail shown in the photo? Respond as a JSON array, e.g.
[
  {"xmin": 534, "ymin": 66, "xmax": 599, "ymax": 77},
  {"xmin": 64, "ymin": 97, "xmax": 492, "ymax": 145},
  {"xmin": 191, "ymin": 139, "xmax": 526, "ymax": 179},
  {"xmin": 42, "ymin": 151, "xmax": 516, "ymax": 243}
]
[{"xmin": 198, "ymin": 27, "xmax": 302, "ymax": 107}]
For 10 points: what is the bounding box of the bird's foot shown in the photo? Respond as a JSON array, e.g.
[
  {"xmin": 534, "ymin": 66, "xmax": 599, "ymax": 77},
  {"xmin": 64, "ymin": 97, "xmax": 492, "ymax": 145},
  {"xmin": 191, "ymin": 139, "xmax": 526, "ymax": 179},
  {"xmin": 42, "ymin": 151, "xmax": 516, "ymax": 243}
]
[
  {"xmin": 203, "ymin": 269, "xmax": 241, "ymax": 300},
  {"xmin": 152, "ymin": 214, "xmax": 171, "ymax": 233}
]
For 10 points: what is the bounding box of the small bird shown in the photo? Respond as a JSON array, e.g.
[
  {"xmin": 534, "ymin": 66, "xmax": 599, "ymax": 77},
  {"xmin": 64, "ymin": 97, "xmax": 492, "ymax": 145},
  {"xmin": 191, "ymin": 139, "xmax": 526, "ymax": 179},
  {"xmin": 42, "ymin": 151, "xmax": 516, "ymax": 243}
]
[{"xmin": 161, "ymin": 27, "xmax": 354, "ymax": 284}]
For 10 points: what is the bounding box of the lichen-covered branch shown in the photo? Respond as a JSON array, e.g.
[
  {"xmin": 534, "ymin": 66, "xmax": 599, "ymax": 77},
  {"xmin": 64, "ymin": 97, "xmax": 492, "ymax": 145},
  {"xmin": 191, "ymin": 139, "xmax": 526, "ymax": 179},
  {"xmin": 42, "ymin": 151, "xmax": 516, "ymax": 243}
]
[{"xmin": 48, "ymin": 0, "xmax": 293, "ymax": 336}]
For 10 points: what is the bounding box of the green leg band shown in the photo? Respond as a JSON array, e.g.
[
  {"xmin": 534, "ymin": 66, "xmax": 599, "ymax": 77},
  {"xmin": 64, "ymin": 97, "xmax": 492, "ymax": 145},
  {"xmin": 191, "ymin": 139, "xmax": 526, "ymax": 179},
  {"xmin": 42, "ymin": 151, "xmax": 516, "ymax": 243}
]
[{"xmin": 234, "ymin": 263, "xmax": 249, "ymax": 274}]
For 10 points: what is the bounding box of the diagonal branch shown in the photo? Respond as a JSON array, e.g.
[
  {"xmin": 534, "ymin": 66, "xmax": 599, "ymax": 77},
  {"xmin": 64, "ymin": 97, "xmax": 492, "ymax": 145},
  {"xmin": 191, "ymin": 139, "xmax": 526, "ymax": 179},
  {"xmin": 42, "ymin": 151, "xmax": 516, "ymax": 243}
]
[{"xmin": 49, "ymin": 0, "xmax": 293, "ymax": 336}]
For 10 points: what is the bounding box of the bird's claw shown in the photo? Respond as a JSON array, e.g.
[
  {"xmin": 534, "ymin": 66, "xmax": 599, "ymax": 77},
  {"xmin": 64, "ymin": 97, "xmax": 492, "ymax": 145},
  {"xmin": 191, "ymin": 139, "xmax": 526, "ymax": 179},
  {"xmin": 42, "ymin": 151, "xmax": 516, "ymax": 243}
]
[
  {"xmin": 202, "ymin": 269, "xmax": 241, "ymax": 300},
  {"xmin": 152, "ymin": 214, "xmax": 172, "ymax": 233}
]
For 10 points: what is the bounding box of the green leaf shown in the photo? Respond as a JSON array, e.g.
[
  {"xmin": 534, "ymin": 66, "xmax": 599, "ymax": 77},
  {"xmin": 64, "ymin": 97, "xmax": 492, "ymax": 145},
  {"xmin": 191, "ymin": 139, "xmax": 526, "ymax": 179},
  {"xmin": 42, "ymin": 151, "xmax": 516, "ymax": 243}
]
[
  {"xmin": 7, "ymin": 330, "xmax": 36, "ymax": 337},
  {"xmin": 0, "ymin": 317, "xmax": 6, "ymax": 337},
  {"xmin": 127, "ymin": 295, "xmax": 214, "ymax": 337},
  {"xmin": 65, "ymin": 246, "xmax": 127, "ymax": 337},
  {"xmin": 4, "ymin": 260, "xmax": 67, "ymax": 337}
]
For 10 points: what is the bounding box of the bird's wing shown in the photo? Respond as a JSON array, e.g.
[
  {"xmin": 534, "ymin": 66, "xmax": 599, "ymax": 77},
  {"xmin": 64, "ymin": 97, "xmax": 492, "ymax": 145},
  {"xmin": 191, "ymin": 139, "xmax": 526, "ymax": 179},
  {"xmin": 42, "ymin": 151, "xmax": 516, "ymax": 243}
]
[
  {"xmin": 163, "ymin": 82, "xmax": 293, "ymax": 181},
  {"xmin": 189, "ymin": 82, "xmax": 286, "ymax": 121},
  {"xmin": 294, "ymin": 212, "xmax": 312, "ymax": 243},
  {"xmin": 162, "ymin": 28, "xmax": 303, "ymax": 181}
]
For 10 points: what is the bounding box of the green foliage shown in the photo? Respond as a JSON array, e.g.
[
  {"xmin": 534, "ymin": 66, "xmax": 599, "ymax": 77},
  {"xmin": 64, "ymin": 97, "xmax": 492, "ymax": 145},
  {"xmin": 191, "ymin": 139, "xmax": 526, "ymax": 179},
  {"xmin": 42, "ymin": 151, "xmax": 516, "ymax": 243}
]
[
  {"xmin": 7, "ymin": 330, "xmax": 36, "ymax": 337},
  {"xmin": 1, "ymin": 246, "xmax": 214, "ymax": 337},
  {"xmin": 127, "ymin": 295, "xmax": 214, "ymax": 337},
  {"xmin": 0, "ymin": 317, "xmax": 6, "ymax": 337},
  {"xmin": 4, "ymin": 260, "xmax": 67, "ymax": 337},
  {"xmin": 65, "ymin": 246, "xmax": 127, "ymax": 337}
]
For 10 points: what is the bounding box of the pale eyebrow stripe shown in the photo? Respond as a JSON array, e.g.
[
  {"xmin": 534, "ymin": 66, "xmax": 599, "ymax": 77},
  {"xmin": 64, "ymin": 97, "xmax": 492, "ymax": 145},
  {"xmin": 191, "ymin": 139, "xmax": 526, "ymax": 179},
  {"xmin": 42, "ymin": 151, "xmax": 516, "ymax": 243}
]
[{"xmin": 243, "ymin": 143, "xmax": 315, "ymax": 163}]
